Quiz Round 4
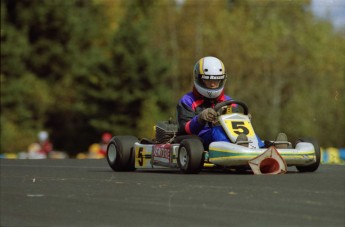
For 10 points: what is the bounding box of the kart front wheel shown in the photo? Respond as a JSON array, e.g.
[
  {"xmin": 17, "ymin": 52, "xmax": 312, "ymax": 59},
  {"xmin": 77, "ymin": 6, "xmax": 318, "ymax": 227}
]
[
  {"xmin": 177, "ymin": 139, "xmax": 204, "ymax": 174},
  {"xmin": 107, "ymin": 136, "xmax": 138, "ymax": 171},
  {"xmin": 295, "ymin": 138, "xmax": 321, "ymax": 172}
]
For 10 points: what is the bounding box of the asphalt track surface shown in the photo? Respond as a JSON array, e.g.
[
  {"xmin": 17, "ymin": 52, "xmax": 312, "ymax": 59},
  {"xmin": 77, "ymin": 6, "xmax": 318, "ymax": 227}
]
[{"xmin": 1, "ymin": 159, "xmax": 344, "ymax": 227}]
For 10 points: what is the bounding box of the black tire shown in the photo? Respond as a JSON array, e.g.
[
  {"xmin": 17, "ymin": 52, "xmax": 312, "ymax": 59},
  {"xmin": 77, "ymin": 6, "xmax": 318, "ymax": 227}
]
[
  {"xmin": 106, "ymin": 136, "xmax": 138, "ymax": 171},
  {"xmin": 295, "ymin": 138, "xmax": 321, "ymax": 172},
  {"xmin": 177, "ymin": 139, "xmax": 205, "ymax": 174}
]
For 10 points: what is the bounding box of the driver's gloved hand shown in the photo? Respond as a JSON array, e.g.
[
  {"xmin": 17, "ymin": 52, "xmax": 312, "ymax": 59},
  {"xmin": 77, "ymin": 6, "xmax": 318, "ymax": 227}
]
[
  {"xmin": 198, "ymin": 108, "xmax": 217, "ymax": 124},
  {"xmin": 220, "ymin": 106, "xmax": 227, "ymax": 114}
]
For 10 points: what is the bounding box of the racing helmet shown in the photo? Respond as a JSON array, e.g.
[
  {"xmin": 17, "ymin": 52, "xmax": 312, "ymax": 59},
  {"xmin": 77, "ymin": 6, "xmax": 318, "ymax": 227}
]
[
  {"xmin": 193, "ymin": 56, "xmax": 227, "ymax": 99},
  {"xmin": 38, "ymin": 131, "xmax": 49, "ymax": 142}
]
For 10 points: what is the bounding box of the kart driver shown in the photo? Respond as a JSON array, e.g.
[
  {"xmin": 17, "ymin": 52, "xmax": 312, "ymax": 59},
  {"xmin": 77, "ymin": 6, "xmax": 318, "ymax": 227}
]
[{"xmin": 177, "ymin": 56, "xmax": 265, "ymax": 149}]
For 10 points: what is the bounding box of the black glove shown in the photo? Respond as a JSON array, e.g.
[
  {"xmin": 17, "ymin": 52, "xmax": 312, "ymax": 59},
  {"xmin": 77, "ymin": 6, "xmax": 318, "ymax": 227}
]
[{"xmin": 198, "ymin": 108, "xmax": 217, "ymax": 124}]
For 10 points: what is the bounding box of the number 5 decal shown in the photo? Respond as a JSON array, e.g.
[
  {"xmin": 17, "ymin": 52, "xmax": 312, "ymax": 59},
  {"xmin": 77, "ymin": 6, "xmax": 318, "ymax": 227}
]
[
  {"xmin": 137, "ymin": 147, "xmax": 144, "ymax": 166},
  {"xmin": 231, "ymin": 121, "xmax": 249, "ymax": 135}
]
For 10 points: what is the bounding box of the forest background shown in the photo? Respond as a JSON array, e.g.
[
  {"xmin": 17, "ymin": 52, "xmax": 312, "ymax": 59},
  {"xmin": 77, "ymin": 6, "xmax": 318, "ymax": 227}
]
[{"xmin": 1, "ymin": 0, "xmax": 344, "ymax": 156}]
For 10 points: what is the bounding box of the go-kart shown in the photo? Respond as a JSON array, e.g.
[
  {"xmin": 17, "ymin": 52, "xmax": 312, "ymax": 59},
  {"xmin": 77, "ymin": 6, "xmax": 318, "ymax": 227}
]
[{"xmin": 106, "ymin": 100, "xmax": 320, "ymax": 174}]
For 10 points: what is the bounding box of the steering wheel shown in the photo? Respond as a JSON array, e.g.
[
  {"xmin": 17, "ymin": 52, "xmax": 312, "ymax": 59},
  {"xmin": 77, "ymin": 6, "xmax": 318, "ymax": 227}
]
[{"xmin": 214, "ymin": 100, "xmax": 249, "ymax": 116}]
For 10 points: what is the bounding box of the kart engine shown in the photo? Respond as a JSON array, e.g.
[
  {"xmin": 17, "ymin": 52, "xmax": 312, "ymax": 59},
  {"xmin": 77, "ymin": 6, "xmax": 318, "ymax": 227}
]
[{"xmin": 155, "ymin": 121, "xmax": 178, "ymax": 143}]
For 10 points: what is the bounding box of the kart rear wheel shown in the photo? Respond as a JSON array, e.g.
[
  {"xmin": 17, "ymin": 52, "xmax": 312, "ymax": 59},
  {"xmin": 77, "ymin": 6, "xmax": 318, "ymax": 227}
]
[
  {"xmin": 107, "ymin": 136, "xmax": 138, "ymax": 172},
  {"xmin": 177, "ymin": 139, "xmax": 204, "ymax": 174},
  {"xmin": 295, "ymin": 138, "xmax": 320, "ymax": 172}
]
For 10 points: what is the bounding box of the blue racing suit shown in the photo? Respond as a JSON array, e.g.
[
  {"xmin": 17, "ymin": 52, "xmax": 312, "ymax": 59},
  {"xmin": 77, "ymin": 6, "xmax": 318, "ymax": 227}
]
[{"xmin": 177, "ymin": 87, "xmax": 264, "ymax": 149}]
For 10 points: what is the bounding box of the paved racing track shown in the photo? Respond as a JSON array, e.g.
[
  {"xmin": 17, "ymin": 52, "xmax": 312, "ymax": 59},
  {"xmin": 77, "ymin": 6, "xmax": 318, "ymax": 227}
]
[{"xmin": 1, "ymin": 159, "xmax": 344, "ymax": 227}]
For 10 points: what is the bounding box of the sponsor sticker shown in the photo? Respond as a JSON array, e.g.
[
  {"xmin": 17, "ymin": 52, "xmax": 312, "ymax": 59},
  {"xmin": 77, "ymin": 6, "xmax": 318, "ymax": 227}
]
[
  {"xmin": 152, "ymin": 144, "xmax": 171, "ymax": 165},
  {"xmin": 201, "ymin": 75, "xmax": 225, "ymax": 80}
]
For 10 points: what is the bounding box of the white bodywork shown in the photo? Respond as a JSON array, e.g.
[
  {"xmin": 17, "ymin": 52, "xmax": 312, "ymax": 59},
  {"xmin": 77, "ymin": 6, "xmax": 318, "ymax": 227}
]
[
  {"xmin": 134, "ymin": 143, "xmax": 180, "ymax": 169},
  {"xmin": 134, "ymin": 142, "xmax": 316, "ymax": 169},
  {"xmin": 134, "ymin": 111, "xmax": 317, "ymax": 169},
  {"xmin": 208, "ymin": 141, "xmax": 316, "ymax": 167}
]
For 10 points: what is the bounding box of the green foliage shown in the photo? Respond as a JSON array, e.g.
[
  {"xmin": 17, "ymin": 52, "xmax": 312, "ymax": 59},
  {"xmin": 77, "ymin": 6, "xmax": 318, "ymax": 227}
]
[
  {"xmin": 174, "ymin": 0, "xmax": 345, "ymax": 147},
  {"xmin": 1, "ymin": 0, "xmax": 344, "ymax": 155},
  {"xmin": 1, "ymin": 0, "xmax": 111, "ymax": 153},
  {"xmin": 98, "ymin": 0, "xmax": 174, "ymax": 137}
]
